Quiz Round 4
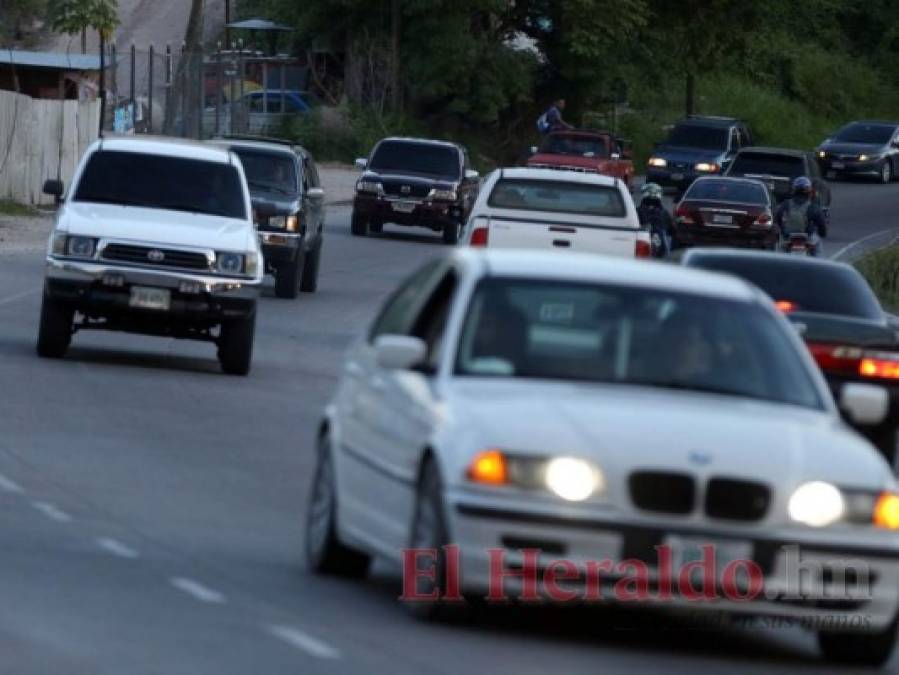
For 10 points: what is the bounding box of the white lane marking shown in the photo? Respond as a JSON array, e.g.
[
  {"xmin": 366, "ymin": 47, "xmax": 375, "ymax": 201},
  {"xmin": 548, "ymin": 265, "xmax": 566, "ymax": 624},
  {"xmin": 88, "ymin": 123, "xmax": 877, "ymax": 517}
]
[
  {"xmin": 0, "ymin": 473, "xmax": 23, "ymax": 494},
  {"xmin": 96, "ymin": 537, "xmax": 139, "ymax": 559},
  {"xmin": 267, "ymin": 625, "xmax": 341, "ymax": 660},
  {"xmin": 831, "ymin": 228, "xmax": 898, "ymax": 260},
  {"xmin": 31, "ymin": 501, "xmax": 72, "ymax": 522},
  {"xmin": 169, "ymin": 577, "xmax": 227, "ymax": 604},
  {"xmin": 0, "ymin": 287, "xmax": 38, "ymax": 308}
]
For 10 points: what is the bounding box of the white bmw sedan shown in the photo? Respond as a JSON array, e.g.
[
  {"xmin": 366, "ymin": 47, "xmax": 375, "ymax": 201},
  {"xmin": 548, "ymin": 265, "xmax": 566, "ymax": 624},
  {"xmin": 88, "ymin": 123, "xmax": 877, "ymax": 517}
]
[{"xmin": 307, "ymin": 249, "xmax": 899, "ymax": 667}]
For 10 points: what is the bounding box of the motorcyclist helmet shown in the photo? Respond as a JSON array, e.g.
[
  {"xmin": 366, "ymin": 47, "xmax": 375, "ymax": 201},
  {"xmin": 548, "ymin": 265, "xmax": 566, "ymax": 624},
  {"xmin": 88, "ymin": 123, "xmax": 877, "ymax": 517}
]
[
  {"xmin": 792, "ymin": 176, "xmax": 812, "ymax": 196},
  {"xmin": 641, "ymin": 182, "xmax": 663, "ymax": 200}
]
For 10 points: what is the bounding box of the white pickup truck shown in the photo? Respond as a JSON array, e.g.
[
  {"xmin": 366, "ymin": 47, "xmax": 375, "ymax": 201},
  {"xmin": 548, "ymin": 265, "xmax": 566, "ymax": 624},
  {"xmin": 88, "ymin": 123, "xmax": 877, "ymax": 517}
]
[
  {"xmin": 461, "ymin": 167, "xmax": 650, "ymax": 257},
  {"xmin": 38, "ymin": 136, "xmax": 263, "ymax": 375}
]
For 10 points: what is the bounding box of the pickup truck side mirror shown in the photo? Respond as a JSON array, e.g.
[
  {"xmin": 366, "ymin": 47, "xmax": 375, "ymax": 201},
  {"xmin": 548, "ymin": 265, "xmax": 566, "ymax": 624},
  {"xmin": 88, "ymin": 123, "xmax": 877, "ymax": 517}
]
[
  {"xmin": 43, "ymin": 179, "xmax": 64, "ymax": 203},
  {"xmin": 306, "ymin": 187, "xmax": 325, "ymax": 199},
  {"xmin": 611, "ymin": 152, "xmax": 621, "ymax": 160},
  {"xmin": 354, "ymin": 158, "xmax": 367, "ymax": 170},
  {"xmin": 840, "ymin": 383, "xmax": 889, "ymax": 426},
  {"xmin": 464, "ymin": 169, "xmax": 479, "ymax": 181}
]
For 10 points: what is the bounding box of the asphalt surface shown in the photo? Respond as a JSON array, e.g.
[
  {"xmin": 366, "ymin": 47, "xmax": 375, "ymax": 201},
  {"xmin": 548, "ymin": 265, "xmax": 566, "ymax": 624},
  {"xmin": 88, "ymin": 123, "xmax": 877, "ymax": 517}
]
[{"xmin": 1, "ymin": 177, "xmax": 899, "ymax": 674}]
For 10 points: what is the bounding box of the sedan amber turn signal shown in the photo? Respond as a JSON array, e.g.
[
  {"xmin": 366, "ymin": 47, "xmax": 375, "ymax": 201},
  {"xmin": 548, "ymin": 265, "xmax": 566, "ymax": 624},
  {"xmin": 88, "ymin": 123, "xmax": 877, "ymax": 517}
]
[
  {"xmin": 873, "ymin": 492, "xmax": 899, "ymax": 530},
  {"xmin": 467, "ymin": 450, "xmax": 507, "ymax": 485}
]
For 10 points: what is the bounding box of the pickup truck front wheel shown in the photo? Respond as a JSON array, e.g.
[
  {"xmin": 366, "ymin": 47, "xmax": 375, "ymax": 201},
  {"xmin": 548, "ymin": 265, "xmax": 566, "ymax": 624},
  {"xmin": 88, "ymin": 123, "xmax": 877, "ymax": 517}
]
[
  {"xmin": 36, "ymin": 291, "xmax": 73, "ymax": 358},
  {"xmin": 274, "ymin": 257, "xmax": 302, "ymax": 299},
  {"xmin": 218, "ymin": 313, "xmax": 256, "ymax": 376}
]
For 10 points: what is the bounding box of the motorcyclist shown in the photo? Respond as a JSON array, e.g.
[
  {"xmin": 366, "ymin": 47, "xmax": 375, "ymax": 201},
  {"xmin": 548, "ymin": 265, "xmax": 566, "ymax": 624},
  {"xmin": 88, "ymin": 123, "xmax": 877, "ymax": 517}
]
[
  {"xmin": 774, "ymin": 177, "xmax": 827, "ymax": 256},
  {"xmin": 637, "ymin": 182, "xmax": 673, "ymax": 258}
]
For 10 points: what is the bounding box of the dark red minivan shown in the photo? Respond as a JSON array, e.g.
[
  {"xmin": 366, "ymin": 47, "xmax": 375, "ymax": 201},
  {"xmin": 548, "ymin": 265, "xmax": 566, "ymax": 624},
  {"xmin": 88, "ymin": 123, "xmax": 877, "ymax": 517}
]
[{"xmin": 672, "ymin": 176, "xmax": 777, "ymax": 250}]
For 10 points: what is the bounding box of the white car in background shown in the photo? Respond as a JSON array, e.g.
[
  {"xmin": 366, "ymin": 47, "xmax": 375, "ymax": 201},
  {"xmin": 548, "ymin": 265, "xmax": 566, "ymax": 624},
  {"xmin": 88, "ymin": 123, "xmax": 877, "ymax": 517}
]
[
  {"xmin": 307, "ymin": 249, "xmax": 899, "ymax": 667},
  {"xmin": 461, "ymin": 167, "xmax": 650, "ymax": 257}
]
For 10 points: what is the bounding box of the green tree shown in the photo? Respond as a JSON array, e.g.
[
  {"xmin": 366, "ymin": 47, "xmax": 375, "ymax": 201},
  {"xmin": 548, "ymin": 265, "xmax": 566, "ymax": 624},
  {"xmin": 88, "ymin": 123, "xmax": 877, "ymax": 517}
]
[
  {"xmin": 0, "ymin": 0, "xmax": 48, "ymax": 44},
  {"xmin": 49, "ymin": 0, "xmax": 118, "ymax": 54}
]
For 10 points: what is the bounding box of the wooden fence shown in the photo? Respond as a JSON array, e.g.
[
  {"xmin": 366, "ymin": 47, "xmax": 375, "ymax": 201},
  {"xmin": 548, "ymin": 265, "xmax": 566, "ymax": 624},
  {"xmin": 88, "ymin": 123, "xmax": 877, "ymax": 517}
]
[{"xmin": 0, "ymin": 90, "xmax": 100, "ymax": 205}]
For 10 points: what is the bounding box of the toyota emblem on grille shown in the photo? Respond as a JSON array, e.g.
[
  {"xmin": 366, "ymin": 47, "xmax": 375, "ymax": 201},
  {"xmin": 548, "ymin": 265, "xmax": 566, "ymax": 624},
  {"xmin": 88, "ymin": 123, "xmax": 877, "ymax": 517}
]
[
  {"xmin": 147, "ymin": 249, "xmax": 165, "ymax": 262},
  {"xmin": 401, "ymin": 185, "xmax": 411, "ymax": 194}
]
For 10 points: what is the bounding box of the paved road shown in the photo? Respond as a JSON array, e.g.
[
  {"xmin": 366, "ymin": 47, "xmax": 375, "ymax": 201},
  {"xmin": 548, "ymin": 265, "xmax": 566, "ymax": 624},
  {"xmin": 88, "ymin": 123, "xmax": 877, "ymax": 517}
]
[{"xmin": 0, "ymin": 178, "xmax": 898, "ymax": 674}]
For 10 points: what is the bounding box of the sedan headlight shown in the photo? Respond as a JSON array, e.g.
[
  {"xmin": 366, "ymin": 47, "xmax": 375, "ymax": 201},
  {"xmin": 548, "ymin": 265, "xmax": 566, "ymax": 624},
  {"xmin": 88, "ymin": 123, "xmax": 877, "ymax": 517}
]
[
  {"xmin": 695, "ymin": 162, "xmax": 720, "ymax": 173},
  {"xmin": 66, "ymin": 235, "xmax": 97, "ymax": 258},
  {"xmin": 357, "ymin": 180, "xmax": 383, "ymax": 194},
  {"xmin": 647, "ymin": 157, "xmax": 667, "ymax": 168},
  {"xmin": 466, "ymin": 450, "xmax": 603, "ymax": 501},
  {"xmin": 817, "ymin": 150, "xmax": 827, "ymax": 159},
  {"xmin": 268, "ymin": 215, "xmax": 300, "ymax": 232},
  {"xmin": 859, "ymin": 154, "xmax": 874, "ymax": 162},
  {"xmin": 428, "ymin": 188, "xmax": 457, "ymax": 201},
  {"xmin": 788, "ymin": 481, "xmax": 845, "ymax": 527},
  {"xmin": 216, "ymin": 252, "xmax": 245, "ymax": 275}
]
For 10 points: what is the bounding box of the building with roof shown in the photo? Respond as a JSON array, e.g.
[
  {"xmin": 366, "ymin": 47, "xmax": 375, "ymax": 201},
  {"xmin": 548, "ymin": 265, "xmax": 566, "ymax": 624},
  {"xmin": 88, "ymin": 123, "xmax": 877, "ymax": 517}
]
[{"xmin": 0, "ymin": 49, "xmax": 102, "ymax": 100}]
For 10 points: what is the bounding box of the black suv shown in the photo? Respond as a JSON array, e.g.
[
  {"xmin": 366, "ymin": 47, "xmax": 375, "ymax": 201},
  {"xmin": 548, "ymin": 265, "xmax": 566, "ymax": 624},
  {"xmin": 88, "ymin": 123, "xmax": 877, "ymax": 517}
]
[
  {"xmin": 212, "ymin": 136, "xmax": 325, "ymax": 299},
  {"xmin": 351, "ymin": 137, "xmax": 480, "ymax": 244},
  {"xmin": 646, "ymin": 116, "xmax": 753, "ymax": 192},
  {"xmin": 725, "ymin": 146, "xmax": 831, "ymax": 212}
]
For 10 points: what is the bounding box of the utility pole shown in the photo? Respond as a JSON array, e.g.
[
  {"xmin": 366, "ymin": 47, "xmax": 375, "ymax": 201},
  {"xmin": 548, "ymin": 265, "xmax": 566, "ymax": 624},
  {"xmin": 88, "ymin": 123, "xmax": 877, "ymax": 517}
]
[
  {"xmin": 225, "ymin": 0, "xmax": 231, "ymax": 51},
  {"xmin": 390, "ymin": 0, "xmax": 400, "ymax": 111}
]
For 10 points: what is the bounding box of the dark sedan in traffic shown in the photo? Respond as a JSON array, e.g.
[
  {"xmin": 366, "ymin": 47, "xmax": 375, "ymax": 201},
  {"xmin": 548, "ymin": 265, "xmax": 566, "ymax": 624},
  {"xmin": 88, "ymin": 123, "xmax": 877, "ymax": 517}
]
[
  {"xmin": 816, "ymin": 120, "xmax": 899, "ymax": 183},
  {"xmin": 681, "ymin": 248, "xmax": 899, "ymax": 465},
  {"xmin": 672, "ymin": 176, "xmax": 777, "ymax": 250}
]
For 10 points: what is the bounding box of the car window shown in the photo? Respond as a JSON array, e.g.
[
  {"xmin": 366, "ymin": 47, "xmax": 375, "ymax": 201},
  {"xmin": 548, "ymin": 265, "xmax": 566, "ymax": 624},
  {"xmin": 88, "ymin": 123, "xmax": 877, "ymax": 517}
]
[
  {"xmin": 369, "ymin": 142, "xmax": 461, "ymax": 179},
  {"xmin": 231, "ymin": 149, "xmax": 297, "ymax": 196},
  {"xmin": 74, "ymin": 150, "xmax": 247, "ymax": 219},
  {"xmin": 729, "ymin": 128, "xmax": 740, "ymax": 150},
  {"xmin": 808, "ymin": 156, "xmax": 822, "ymax": 180},
  {"xmin": 410, "ymin": 269, "xmax": 458, "ymax": 370},
  {"xmin": 834, "ymin": 123, "xmax": 895, "ymax": 145},
  {"xmin": 454, "ymin": 277, "xmax": 824, "ymax": 410},
  {"xmin": 247, "ymin": 93, "xmax": 265, "ymax": 113},
  {"xmin": 487, "ymin": 178, "xmax": 626, "ymax": 217},
  {"xmin": 686, "ymin": 256, "xmax": 883, "ymax": 320},
  {"xmin": 729, "ymin": 153, "xmax": 806, "ymax": 179},
  {"xmin": 305, "ymin": 159, "xmax": 321, "ymax": 189},
  {"xmin": 683, "ymin": 179, "xmax": 767, "ymax": 204},
  {"xmin": 369, "ymin": 259, "xmax": 448, "ymax": 341},
  {"xmin": 539, "ymin": 135, "xmax": 610, "ymax": 158},
  {"xmin": 665, "ymin": 124, "xmax": 728, "ymax": 150}
]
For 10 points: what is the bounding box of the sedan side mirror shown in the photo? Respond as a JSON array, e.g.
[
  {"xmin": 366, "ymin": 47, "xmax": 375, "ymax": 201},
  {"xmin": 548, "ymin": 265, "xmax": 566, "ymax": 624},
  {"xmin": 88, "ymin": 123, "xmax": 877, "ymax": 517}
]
[
  {"xmin": 840, "ymin": 383, "xmax": 889, "ymax": 426},
  {"xmin": 355, "ymin": 158, "xmax": 368, "ymax": 170},
  {"xmin": 465, "ymin": 169, "xmax": 479, "ymax": 180},
  {"xmin": 43, "ymin": 179, "xmax": 64, "ymax": 200},
  {"xmin": 374, "ymin": 334, "xmax": 427, "ymax": 370},
  {"xmin": 306, "ymin": 187, "xmax": 325, "ymax": 199}
]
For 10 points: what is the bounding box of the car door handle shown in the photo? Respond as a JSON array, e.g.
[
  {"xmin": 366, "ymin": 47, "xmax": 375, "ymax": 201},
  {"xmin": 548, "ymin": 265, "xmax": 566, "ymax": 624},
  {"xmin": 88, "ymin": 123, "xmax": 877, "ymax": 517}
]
[{"xmin": 552, "ymin": 239, "xmax": 571, "ymax": 248}]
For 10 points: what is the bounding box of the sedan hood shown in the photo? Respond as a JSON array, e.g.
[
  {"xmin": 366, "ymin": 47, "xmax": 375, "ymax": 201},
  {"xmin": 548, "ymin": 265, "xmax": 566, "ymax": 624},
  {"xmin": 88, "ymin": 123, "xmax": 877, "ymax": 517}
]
[
  {"xmin": 443, "ymin": 379, "xmax": 890, "ymax": 490},
  {"xmin": 60, "ymin": 202, "xmax": 255, "ymax": 252}
]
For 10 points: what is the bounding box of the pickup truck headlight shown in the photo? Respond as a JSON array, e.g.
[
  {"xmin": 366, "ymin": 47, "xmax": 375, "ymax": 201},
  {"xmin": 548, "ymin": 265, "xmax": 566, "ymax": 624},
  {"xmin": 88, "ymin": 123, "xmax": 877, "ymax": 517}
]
[
  {"xmin": 268, "ymin": 215, "xmax": 300, "ymax": 232},
  {"xmin": 356, "ymin": 180, "xmax": 383, "ymax": 194},
  {"xmin": 245, "ymin": 252, "xmax": 260, "ymax": 277},
  {"xmin": 66, "ymin": 235, "xmax": 97, "ymax": 258},
  {"xmin": 428, "ymin": 188, "xmax": 457, "ymax": 201},
  {"xmin": 216, "ymin": 252, "xmax": 245, "ymax": 275},
  {"xmin": 50, "ymin": 232, "xmax": 67, "ymax": 256},
  {"xmin": 647, "ymin": 157, "xmax": 667, "ymax": 168},
  {"xmin": 695, "ymin": 162, "xmax": 720, "ymax": 173}
]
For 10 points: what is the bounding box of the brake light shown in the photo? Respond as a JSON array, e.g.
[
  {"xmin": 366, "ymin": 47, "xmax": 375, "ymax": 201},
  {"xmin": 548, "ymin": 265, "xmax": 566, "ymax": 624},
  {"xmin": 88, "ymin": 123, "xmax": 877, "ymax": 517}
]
[
  {"xmin": 806, "ymin": 343, "xmax": 899, "ymax": 379},
  {"xmin": 470, "ymin": 226, "xmax": 489, "ymax": 247},
  {"xmin": 860, "ymin": 352, "xmax": 899, "ymax": 379},
  {"xmin": 775, "ymin": 300, "xmax": 797, "ymax": 313},
  {"xmin": 752, "ymin": 211, "xmax": 772, "ymax": 229},
  {"xmin": 675, "ymin": 204, "xmax": 695, "ymax": 224},
  {"xmin": 635, "ymin": 238, "xmax": 651, "ymax": 258}
]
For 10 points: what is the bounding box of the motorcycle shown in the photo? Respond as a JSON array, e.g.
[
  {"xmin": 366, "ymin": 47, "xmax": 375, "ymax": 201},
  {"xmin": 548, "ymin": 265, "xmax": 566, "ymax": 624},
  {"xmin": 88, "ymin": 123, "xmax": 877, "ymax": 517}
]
[{"xmin": 782, "ymin": 232, "xmax": 814, "ymax": 256}]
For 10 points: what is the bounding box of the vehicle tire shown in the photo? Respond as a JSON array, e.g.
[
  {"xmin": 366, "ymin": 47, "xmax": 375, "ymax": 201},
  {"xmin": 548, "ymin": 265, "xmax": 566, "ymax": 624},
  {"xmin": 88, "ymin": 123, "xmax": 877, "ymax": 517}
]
[
  {"xmin": 404, "ymin": 456, "xmax": 461, "ymax": 621},
  {"xmin": 300, "ymin": 241, "xmax": 321, "ymax": 293},
  {"xmin": 369, "ymin": 220, "xmax": 383, "ymax": 234},
  {"xmin": 218, "ymin": 312, "xmax": 255, "ymax": 376},
  {"xmin": 36, "ymin": 291, "xmax": 73, "ymax": 359},
  {"xmin": 442, "ymin": 221, "xmax": 461, "ymax": 246},
  {"xmin": 274, "ymin": 257, "xmax": 301, "ymax": 299},
  {"xmin": 305, "ymin": 432, "xmax": 371, "ymax": 577},
  {"xmin": 818, "ymin": 615, "xmax": 899, "ymax": 667},
  {"xmin": 350, "ymin": 212, "xmax": 368, "ymax": 236},
  {"xmin": 879, "ymin": 159, "xmax": 892, "ymax": 184}
]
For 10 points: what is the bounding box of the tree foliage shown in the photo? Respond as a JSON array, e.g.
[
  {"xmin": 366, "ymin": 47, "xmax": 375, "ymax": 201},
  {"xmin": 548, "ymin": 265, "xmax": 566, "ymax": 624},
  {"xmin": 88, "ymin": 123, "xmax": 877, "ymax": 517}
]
[{"xmin": 49, "ymin": 0, "xmax": 119, "ymax": 41}]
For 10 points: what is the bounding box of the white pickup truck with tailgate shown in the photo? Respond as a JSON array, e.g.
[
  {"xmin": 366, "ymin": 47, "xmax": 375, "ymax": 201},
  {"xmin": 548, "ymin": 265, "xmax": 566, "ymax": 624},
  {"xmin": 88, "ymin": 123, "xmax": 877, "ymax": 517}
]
[{"xmin": 462, "ymin": 167, "xmax": 650, "ymax": 257}]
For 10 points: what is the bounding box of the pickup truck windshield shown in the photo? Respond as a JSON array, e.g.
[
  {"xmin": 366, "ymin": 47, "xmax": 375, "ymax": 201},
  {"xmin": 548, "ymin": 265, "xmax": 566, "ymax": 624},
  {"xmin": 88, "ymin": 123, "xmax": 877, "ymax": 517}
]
[
  {"xmin": 539, "ymin": 135, "xmax": 609, "ymax": 158},
  {"xmin": 74, "ymin": 150, "xmax": 247, "ymax": 219},
  {"xmin": 728, "ymin": 153, "xmax": 805, "ymax": 180},
  {"xmin": 369, "ymin": 142, "xmax": 460, "ymax": 178},
  {"xmin": 456, "ymin": 278, "xmax": 824, "ymax": 410},
  {"xmin": 488, "ymin": 179, "xmax": 626, "ymax": 217},
  {"xmin": 665, "ymin": 124, "xmax": 728, "ymax": 150},
  {"xmin": 231, "ymin": 149, "xmax": 298, "ymax": 196}
]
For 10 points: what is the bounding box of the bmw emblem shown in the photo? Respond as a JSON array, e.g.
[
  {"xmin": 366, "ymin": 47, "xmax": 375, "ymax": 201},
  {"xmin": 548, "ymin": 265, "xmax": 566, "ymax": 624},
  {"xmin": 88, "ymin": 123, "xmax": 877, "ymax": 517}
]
[
  {"xmin": 688, "ymin": 450, "xmax": 712, "ymax": 466},
  {"xmin": 147, "ymin": 249, "xmax": 165, "ymax": 263}
]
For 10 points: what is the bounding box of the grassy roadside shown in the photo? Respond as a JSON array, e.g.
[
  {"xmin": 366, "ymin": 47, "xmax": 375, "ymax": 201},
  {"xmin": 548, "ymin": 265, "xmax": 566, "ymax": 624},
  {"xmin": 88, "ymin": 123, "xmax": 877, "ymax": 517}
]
[
  {"xmin": 0, "ymin": 200, "xmax": 38, "ymax": 217},
  {"xmin": 854, "ymin": 244, "xmax": 899, "ymax": 313}
]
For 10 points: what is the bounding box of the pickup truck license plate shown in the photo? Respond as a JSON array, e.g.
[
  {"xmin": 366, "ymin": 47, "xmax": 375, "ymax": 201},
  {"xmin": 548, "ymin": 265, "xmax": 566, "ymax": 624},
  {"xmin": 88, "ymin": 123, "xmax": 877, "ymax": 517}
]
[
  {"xmin": 664, "ymin": 535, "xmax": 753, "ymax": 586},
  {"xmin": 129, "ymin": 286, "xmax": 171, "ymax": 311},
  {"xmin": 391, "ymin": 200, "xmax": 417, "ymax": 213},
  {"xmin": 831, "ymin": 161, "xmax": 845, "ymax": 169},
  {"xmin": 711, "ymin": 213, "xmax": 733, "ymax": 225}
]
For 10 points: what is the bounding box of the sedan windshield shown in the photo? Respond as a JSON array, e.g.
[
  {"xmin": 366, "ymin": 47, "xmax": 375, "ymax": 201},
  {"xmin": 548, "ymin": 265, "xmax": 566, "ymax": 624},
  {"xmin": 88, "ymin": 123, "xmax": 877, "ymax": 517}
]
[
  {"xmin": 456, "ymin": 278, "xmax": 823, "ymax": 410},
  {"xmin": 665, "ymin": 124, "xmax": 728, "ymax": 150},
  {"xmin": 74, "ymin": 150, "xmax": 247, "ymax": 219},
  {"xmin": 369, "ymin": 142, "xmax": 460, "ymax": 178},
  {"xmin": 539, "ymin": 135, "xmax": 609, "ymax": 157},
  {"xmin": 683, "ymin": 179, "xmax": 768, "ymax": 204},
  {"xmin": 834, "ymin": 123, "xmax": 895, "ymax": 145},
  {"xmin": 231, "ymin": 149, "xmax": 297, "ymax": 196}
]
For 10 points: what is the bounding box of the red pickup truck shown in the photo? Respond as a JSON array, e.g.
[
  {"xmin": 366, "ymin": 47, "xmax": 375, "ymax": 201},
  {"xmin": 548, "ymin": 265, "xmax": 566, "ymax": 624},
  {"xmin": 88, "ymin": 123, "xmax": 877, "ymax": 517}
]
[{"xmin": 527, "ymin": 129, "xmax": 635, "ymax": 188}]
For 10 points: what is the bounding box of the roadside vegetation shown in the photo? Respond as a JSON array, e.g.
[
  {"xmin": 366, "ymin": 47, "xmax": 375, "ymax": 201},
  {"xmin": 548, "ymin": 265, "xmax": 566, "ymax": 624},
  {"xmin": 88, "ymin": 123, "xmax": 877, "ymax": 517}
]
[
  {"xmin": 855, "ymin": 244, "xmax": 899, "ymax": 313},
  {"xmin": 238, "ymin": 0, "xmax": 899, "ymax": 168},
  {"xmin": 0, "ymin": 200, "xmax": 38, "ymax": 217}
]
